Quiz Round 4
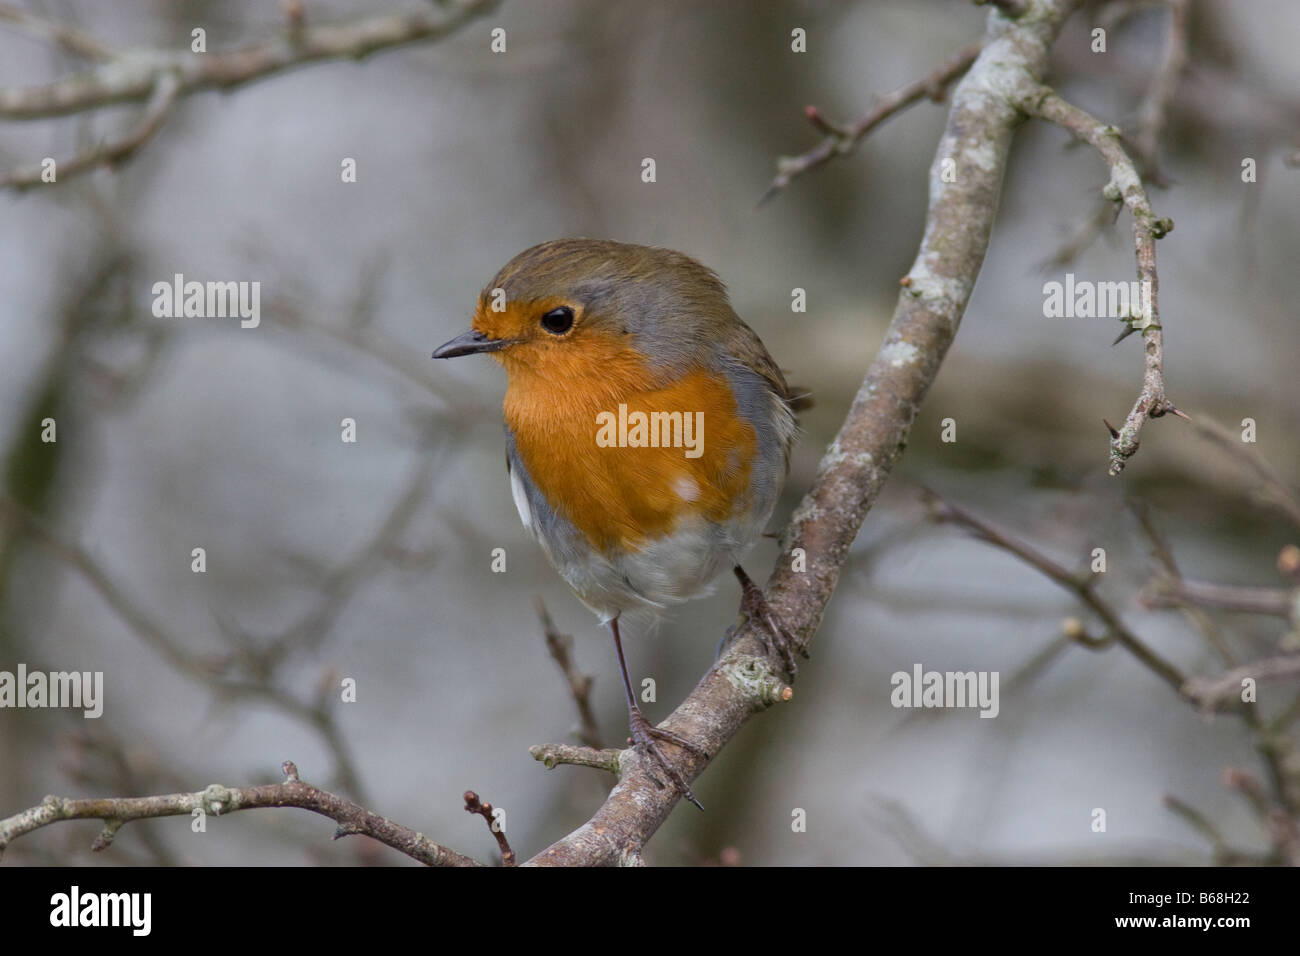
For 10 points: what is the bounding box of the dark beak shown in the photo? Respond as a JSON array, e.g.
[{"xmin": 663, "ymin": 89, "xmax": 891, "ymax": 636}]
[{"xmin": 432, "ymin": 329, "xmax": 512, "ymax": 359}]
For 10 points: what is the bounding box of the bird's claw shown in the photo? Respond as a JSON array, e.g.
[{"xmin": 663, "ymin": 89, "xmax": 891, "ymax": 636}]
[
  {"xmin": 734, "ymin": 565, "xmax": 809, "ymax": 679},
  {"xmin": 626, "ymin": 709, "xmax": 707, "ymax": 811}
]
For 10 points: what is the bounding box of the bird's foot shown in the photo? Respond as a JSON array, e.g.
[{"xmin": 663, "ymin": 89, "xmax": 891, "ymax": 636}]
[
  {"xmin": 626, "ymin": 707, "xmax": 708, "ymax": 811},
  {"xmin": 734, "ymin": 565, "xmax": 809, "ymax": 679}
]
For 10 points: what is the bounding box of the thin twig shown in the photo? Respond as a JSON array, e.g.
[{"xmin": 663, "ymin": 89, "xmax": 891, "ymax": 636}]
[
  {"xmin": 535, "ymin": 597, "xmax": 602, "ymax": 749},
  {"xmin": 1191, "ymin": 417, "xmax": 1300, "ymax": 530},
  {"xmin": 0, "ymin": 495, "xmax": 368, "ymax": 800},
  {"xmin": 462, "ymin": 791, "xmax": 516, "ymax": 866},
  {"xmin": 0, "ymin": 4, "xmax": 118, "ymax": 60},
  {"xmin": 529, "ymin": 743, "xmax": 622, "ymax": 774},
  {"xmin": 1182, "ymin": 657, "xmax": 1300, "ymax": 712},
  {"xmin": 922, "ymin": 489, "xmax": 1187, "ymax": 691},
  {"xmin": 1141, "ymin": 579, "xmax": 1292, "ymax": 618},
  {"xmin": 1130, "ymin": 501, "xmax": 1232, "ymax": 663},
  {"xmin": 0, "ymin": 70, "xmax": 182, "ymax": 191},
  {"xmin": 0, "ymin": 0, "xmax": 501, "ymax": 189},
  {"xmin": 761, "ymin": 41, "xmax": 982, "ymax": 204},
  {"xmin": 1130, "ymin": 0, "xmax": 1190, "ymax": 185}
]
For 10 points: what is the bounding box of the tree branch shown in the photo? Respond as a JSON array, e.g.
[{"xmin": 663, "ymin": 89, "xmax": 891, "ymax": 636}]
[
  {"xmin": 0, "ymin": 762, "xmax": 482, "ymax": 866},
  {"xmin": 1131, "ymin": 0, "xmax": 1190, "ymax": 185},
  {"xmin": 0, "ymin": 0, "xmax": 501, "ymax": 190},
  {"xmin": 535, "ymin": 598, "xmax": 602, "ymax": 750},
  {"xmin": 1018, "ymin": 84, "xmax": 1184, "ymax": 474},
  {"xmin": 761, "ymin": 40, "xmax": 982, "ymax": 204},
  {"xmin": 923, "ymin": 490, "xmax": 1186, "ymax": 691}
]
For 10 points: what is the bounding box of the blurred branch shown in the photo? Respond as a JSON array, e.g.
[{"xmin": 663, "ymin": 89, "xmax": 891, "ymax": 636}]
[
  {"xmin": 1183, "ymin": 657, "xmax": 1300, "ymax": 712},
  {"xmin": 0, "ymin": 5, "xmax": 117, "ymax": 60},
  {"xmin": 1191, "ymin": 417, "xmax": 1300, "ymax": 530},
  {"xmin": 1018, "ymin": 84, "xmax": 1185, "ymax": 474},
  {"xmin": 535, "ymin": 598, "xmax": 602, "ymax": 750},
  {"xmin": 760, "ymin": 40, "xmax": 982, "ymax": 204},
  {"xmin": 1141, "ymin": 578, "xmax": 1293, "ymax": 618},
  {"xmin": 921, "ymin": 489, "xmax": 1186, "ymax": 690},
  {"xmin": 1129, "ymin": 0, "xmax": 1189, "ymax": 185},
  {"xmin": 0, "ymin": 761, "xmax": 482, "ymax": 866},
  {"xmin": 1129, "ymin": 501, "xmax": 1228, "ymax": 657},
  {"xmin": 1039, "ymin": 197, "xmax": 1121, "ymax": 269},
  {"xmin": 0, "ymin": 495, "xmax": 368, "ymax": 800},
  {"xmin": 1161, "ymin": 793, "xmax": 1272, "ymax": 865},
  {"xmin": 925, "ymin": 488, "xmax": 1300, "ymax": 819},
  {"xmin": 0, "ymin": 69, "xmax": 180, "ymax": 190},
  {"xmin": 0, "ymin": 0, "xmax": 501, "ymax": 191}
]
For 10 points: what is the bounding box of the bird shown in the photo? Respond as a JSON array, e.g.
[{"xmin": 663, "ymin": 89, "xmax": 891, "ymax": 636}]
[{"xmin": 433, "ymin": 238, "xmax": 806, "ymax": 808}]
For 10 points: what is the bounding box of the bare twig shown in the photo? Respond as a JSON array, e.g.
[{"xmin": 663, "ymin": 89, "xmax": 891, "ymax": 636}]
[
  {"xmin": 0, "ymin": 761, "xmax": 482, "ymax": 866},
  {"xmin": 761, "ymin": 40, "xmax": 982, "ymax": 204},
  {"xmin": 1141, "ymin": 578, "xmax": 1293, "ymax": 618},
  {"xmin": 529, "ymin": 743, "xmax": 621, "ymax": 774},
  {"xmin": 1018, "ymin": 85, "xmax": 1183, "ymax": 474},
  {"xmin": 0, "ymin": 495, "xmax": 368, "ymax": 799},
  {"xmin": 1130, "ymin": 0, "xmax": 1190, "ymax": 185},
  {"xmin": 1161, "ymin": 793, "xmax": 1258, "ymax": 864},
  {"xmin": 0, "ymin": 69, "xmax": 181, "ymax": 191},
  {"xmin": 922, "ymin": 490, "xmax": 1186, "ymax": 690},
  {"xmin": 0, "ymin": 0, "xmax": 501, "ymax": 190},
  {"xmin": 535, "ymin": 598, "xmax": 602, "ymax": 749},
  {"xmin": 462, "ymin": 791, "xmax": 516, "ymax": 866},
  {"xmin": 1183, "ymin": 657, "xmax": 1300, "ymax": 712},
  {"xmin": 1191, "ymin": 417, "xmax": 1300, "ymax": 530},
  {"xmin": 1130, "ymin": 501, "xmax": 1232, "ymax": 662},
  {"xmin": 1040, "ymin": 198, "xmax": 1121, "ymax": 269},
  {"xmin": 0, "ymin": 5, "xmax": 117, "ymax": 60}
]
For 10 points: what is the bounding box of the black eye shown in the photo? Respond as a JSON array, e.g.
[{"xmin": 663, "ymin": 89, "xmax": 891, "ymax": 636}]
[{"xmin": 541, "ymin": 306, "xmax": 574, "ymax": 335}]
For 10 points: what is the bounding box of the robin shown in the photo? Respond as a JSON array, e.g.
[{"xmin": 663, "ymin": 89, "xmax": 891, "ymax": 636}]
[{"xmin": 433, "ymin": 238, "xmax": 806, "ymax": 808}]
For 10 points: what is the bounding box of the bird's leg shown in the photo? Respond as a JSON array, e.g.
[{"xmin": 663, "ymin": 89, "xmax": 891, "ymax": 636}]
[
  {"xmin": 734, "ymin": 565, "xmax": 809, "ymax": 679},
  {"xmin": 609, "ymin": 617, "xmax": 707, "ymax": 811}
]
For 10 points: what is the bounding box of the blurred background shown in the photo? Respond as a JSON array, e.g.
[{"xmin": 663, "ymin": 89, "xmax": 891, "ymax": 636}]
[{"xmin": 1, "ymin": 0, "xmax": 1298, "ymax": 865}]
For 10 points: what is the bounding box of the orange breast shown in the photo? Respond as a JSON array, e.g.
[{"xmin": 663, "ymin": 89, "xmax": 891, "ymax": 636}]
[{"xmin": 503, "ymin": 338, "xmax": 756, "ymax": 554}]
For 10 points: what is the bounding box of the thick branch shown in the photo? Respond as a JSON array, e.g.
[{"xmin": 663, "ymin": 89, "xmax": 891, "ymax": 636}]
[{"xmin": 526, "ymin": 0, "xmax": 1087, "ymax": 866}]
